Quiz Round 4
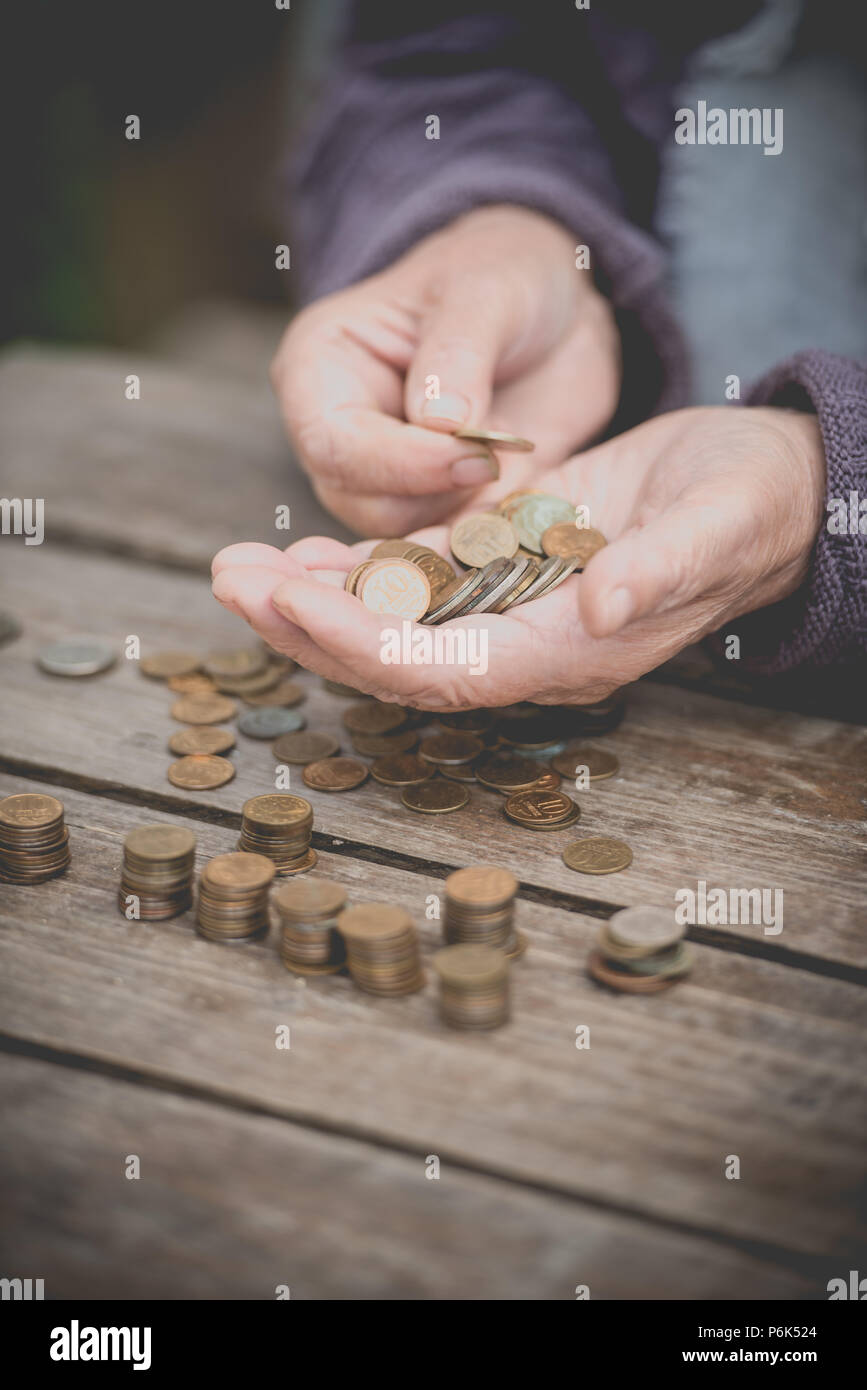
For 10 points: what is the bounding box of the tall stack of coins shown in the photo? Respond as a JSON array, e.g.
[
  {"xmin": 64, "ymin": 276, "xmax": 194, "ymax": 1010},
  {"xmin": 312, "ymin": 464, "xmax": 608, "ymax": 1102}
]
[
  {"xmin": 433, "ymin": 944, "xmax": 510, "ymax": 1031},
  {"xmin": 273, "ymin": 879, "xmax": 348, "ymax": 975},
  {"xmin": 196, "ymin": 852, "xmax": 275, "ymax": 943},
  {"xmin": 588, "ymin": 906, "xmax": 693, "ymax": 994},
  {"xmin": 337, "ymin": 903, "xmax": 425, "ymax": 996},
  {"xmin": 118, "ymin": 825, "xmax": 196, "ymax": 920},
  {"xmin": 0, "ymin": 793, "xmax": 71, "ymax": 883},
  {"xmin": 444, "ymin": 865, "xmax": 524, "ymax": 959},
  {"xmin": 238, "ymin": 794, "xmax": 316, "ymax": 874}
]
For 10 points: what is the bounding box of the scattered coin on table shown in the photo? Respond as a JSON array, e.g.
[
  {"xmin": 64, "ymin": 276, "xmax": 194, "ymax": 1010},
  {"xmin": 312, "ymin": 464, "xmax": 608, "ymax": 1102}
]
[
  {"xmin": 167, "ymin": 754, "xmax": 236, "ymax": 790},
  {"xmin": 168, "ymin": 726, "xmax": 236, "ymax": 756},
  {"xmin": 342, "ymin": 702, "xmax": 408, "ymax": 735},
  {"xmin": 503, "ymin": 787, "xmax": 580, "ymax": 829},
  {"xmin": 204, "ymin": 647, "xmax": 267, "ymax": 680},
  {"xmin": 170, "ymin": 693, "xmax": 237, "ymax": 725},
  {"xmin": 272, "ymin": 730, "xmax": 339, "ymax": 764},
  {"xmin": 370, "ymin": 752, "xmax": 435, "ymax": 786},
  {"xmin": 37, "ymin": 639, "xmax": 116, "ymax": 677},
  {"xmin": 238, "ymin": 707, "xmax": 306, "ymax": 740},
  {"xmin": 401, "ymin": 780, "xmax": 469, "ymax": 814},
  {"xmin": 551, "ymin": 745, "xmax": 620, "ymax": 781},
  {"xmin": 140, "ymin": 650, "xmax": 202, "ymax": 679},
  {"xmin": 302, "ymin": 756, "xmax": 369, "ymax": 792},
  {"xmin": 562, "ymin": 836, "xmax": 633, "ymax": 874}
]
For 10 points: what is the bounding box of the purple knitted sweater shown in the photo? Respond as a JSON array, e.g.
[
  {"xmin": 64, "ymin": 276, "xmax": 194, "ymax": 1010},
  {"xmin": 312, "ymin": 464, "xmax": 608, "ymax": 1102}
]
[{"xmin": 287, "ymin": 1, "xmax": 867, "ymax": 681}]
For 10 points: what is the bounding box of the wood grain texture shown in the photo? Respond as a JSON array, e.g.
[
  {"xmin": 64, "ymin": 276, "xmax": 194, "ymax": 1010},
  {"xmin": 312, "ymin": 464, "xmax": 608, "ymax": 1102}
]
[
  {"xmin": 0, "ymin": 1052, "xmax": 814, "ymax": 1300},
  {"xmin": 1, "ymin": 775, "xmax": 864, "ymax": 1266},
  {"xmin": 1, "ymin": 546, "xmax": 864, "ymax": 969}
]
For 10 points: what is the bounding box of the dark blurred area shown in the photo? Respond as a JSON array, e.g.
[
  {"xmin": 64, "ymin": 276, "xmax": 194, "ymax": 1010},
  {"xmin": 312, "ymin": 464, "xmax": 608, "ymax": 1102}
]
[{"xmin": 6, "ymin": 0, "xmax": 331, "ymax": 349}]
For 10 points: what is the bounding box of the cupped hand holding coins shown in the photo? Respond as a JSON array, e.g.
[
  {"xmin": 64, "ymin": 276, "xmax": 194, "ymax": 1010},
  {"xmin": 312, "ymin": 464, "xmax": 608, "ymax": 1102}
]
[{"xmin": 213, "ymin": 406, "xmax": 824, "ymax": 709}]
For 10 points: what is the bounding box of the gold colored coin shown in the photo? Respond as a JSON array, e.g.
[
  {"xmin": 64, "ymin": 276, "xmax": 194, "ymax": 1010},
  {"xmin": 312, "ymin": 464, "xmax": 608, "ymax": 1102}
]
[
  {"xmin": 241, "ymin": 678, "xmax": 306, "ymax": 708},
  {"xmin": 215, "ymin": 667, "xmax": 282, "ymax": 697},
  {"xmin": 140, "ymin": 651, "xmax": 201, "ymax": 679},
  {"xmin": 345, "ymin": 560, "xmax": 377, "ymax": 595},
  {"xmin": 562, "ymin": 837, "xmax": 633, "ymax": 875},
  {"xmin": 0, "ymin": 793, "xmax": 64, "ymax": 829},
  {"xmin": 401, "ymin": 781, "xmax": 469, "ymax": 814},
  {"xmin": 204, "ymin": 648, "xmax": 267, "ymax": 680},
  {"xmin": 541, "ymin": 523, "xmax": 607, "ymax": 565},
  {"xmin": 272, "ymin": 731, "xmax": 339, "ymax": 764},
  {"xmin": 302, "ymin": 757, "xmax": 369, "ymax": 792},
  {"xmin": 167, "ymin": 673, "xmax": 217, "ymax": 695},
  {"xmin": 450, "ymin": 513, "xmax": 519, "ymax": 568},
  {"xmin": 587, "ymin": 950, "xmax": 675, "ymax": 994},
  {"xmin": 551, "ymin": 745, "xmax": 619, "ymax": 781},
  {"xmin": 401, "ymin": 545, "xmax": 456, "ymax": 600},
  {"xmin": 168, "ymin": 726, "xmax": 236, "ymax": 756},
  {"xmin": 475, "ymin": 753, "xmax": 542, "ymax": 793},
  {"xmin": 454, "ymin": 427, "xmax": 535, "ymax": 453},
  {"xmin": 203, "ymin": 851, "xmax": 275, "ymax": 891},
  {"xmin": 433, "ymin": 943, "xmax": 508, "ymax": 986},
  {"xmin": 171, "ymin": 693, "xmax": 238, "ymax": 725},
  {"xmin": 531, "ymin": 769, "xmax": 561, "ymax": 791},
  {"xmin": 445, "ymin": 865, "xmax": 517, "ymax": 906},
  {"xmin": 370, "ymin": 540, "xmax": 416, "ymax": 560},
  {"xmin": 418, "ymin": 732, "xmax": 485, "ymax": 766},
  {"xmin": 167, "ymin": 755, "xmax": 236, "ymax": 790},
  {"xmin": 503, "ymin": 788, "xmax": 576, "ymax": 825},
  {"xmin": 342, "ymin": 703, "xmax": 408, "ymax": 735},
  {"xmin": 350, "ymin": 728, "xmax": 418, "ymax": 756},
  {"xmin": 241, "ymin": 794, "xmax": 312, "ymax": 829},
  {"xmin": 357, "ymin": 559, "xmax": 431, "ymax": 620},
  {"xmin": 370, "ymin": 753, "xmax": 434, "ymax": 786},
  {"xmin": 123, "ymin": 824, "xmax": 196, "ymax": 862}
]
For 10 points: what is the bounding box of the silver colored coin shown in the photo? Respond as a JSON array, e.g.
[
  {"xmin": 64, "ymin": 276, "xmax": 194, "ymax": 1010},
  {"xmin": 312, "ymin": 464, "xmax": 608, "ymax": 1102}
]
[
  {"xmin": 607, "ymin": 905, "xmax": 685, "ymax": 953},
  {"xmin": 37, "ymin": 639, "xmax": 116, "ymax": 677},
  {"xmin": 469, "ymin": 556, "xmax": 534, "ymax": 614},
  {"xmin": 442, "ymin": 558, "xmax": 513, "ymax": 622},
  {"xmin": 510, "ymin": 556, "xmax": 579, "ymax": 608},
  {"xmin": 238, "ymin": 707, "xmax": 307, "ymax": 740},
  {"xmin": 0, "ymin": 612, "xmax": 22, "ymax": 646}
]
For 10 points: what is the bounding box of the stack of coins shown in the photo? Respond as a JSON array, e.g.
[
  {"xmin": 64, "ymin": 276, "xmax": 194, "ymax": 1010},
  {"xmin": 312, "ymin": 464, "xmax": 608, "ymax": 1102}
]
[
  {"xmin": 588, "ymin": 906, "xmax": 693, "ymax": 994},
  {"xmin": 433, "ymin": 944, "xmax": 510, "ymax": 1031},
  {"xmin": 118, "ymin": 825, "xmax": 197, "ymax": 919},
  {"xmin": 238, "ymin": 794, "xmax": 316, "ymax": 874},
  {"xmin": 337, "ymin": 903, "xmax": 425, "ymax": 996},
  {"xmin": 0, "ymin": 793, "xmax": 71, "ymax": 883},
  {"xmin": 273, "ymin": 879, "xmax": 348, "ymax": 975},
  {"xmin": 196, "ymin": 852, "xmax": 275, "ymax": 943},
  {"xmin": 444, "ymin": 865, "xmax": 524, "ymax": 959}
]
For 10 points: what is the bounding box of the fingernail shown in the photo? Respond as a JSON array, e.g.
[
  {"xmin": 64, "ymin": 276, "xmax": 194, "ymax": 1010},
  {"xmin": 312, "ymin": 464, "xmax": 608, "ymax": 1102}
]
[
  {"xmin": 602, "ymin": 586, "xmax": 635, "ymax": 634},
  {"xmin": 450, "ymin": 452, "xmax": 500, "ymax": 488},
  {"xmin": 422, "ymin": 391, "xmax": 471, "ymax": 425}
]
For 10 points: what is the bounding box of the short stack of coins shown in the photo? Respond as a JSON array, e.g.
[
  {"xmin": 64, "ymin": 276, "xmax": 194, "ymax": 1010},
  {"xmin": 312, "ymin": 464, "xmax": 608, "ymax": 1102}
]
[
  {"xmin": 238, "ymin": 794, "xmax": 316, "ymax": 874},
  {"xmin": 0, "ymin": 793, "xmax": 71, "ymax": 883},
  {"xmin": 273, "ymin": 879, "xmax": 348, "ymax": 975},
  {"xmin": 444, "ymin": 865, "xmax": 524, "ymax": 959},
  {"xmin": 337, "ymin": 903, "xmax": 425, "ymax": 996},
  {"xmin": 118, "ymin": 825, "xmax": 196, "ymax": 920},
  {"xmin": 433, "ymin": 944, "xmax": 510, "ymax": 1031},
  {"xmin": 588, "ymin": 905, "xmax": 693, "ymax": 994},
  {"xmin": 196, "ymin": 851, "xmax": 275, "ymax": 943}
]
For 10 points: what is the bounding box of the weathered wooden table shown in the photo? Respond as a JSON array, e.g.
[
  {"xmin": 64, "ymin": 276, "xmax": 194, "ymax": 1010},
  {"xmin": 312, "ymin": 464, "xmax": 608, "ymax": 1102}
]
[{"xmin": 1, "ymin": 341, "xmax": 865, "ymax": 1300}]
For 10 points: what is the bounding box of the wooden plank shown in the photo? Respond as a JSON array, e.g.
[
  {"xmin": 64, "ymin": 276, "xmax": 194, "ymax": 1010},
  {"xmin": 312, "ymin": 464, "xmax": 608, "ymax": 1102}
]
[
  {"xmin": 1, "ymin": 545, "xmax": 865, "ymax": 969},
  {"xmin": 0, "ymin": 345, "xmax": 353, "ymax": 569},
  {"xmin": 0, "ymin": 1052, "xmax": 814, "ymax": 1300},
  {"xmin": 1, "ymin": 775, "xmax": 864, "ymax": 1263}
]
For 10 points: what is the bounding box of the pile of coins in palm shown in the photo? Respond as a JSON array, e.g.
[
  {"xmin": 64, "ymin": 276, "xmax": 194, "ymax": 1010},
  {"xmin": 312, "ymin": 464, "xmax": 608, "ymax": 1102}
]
[{"xmin": 342, "ymin": 428, "xmax": 607, "ymax": 623}]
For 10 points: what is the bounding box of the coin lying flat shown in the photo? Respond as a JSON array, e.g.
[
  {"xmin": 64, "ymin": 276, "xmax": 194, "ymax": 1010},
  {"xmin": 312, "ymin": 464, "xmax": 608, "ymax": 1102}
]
[
  {"xmin": 238, "ymin": 707, "xmax": 306, "ymax": 739},
  {"xmin": 357, "ymin": 559, "xmax": 431, "ymax": 620},
  {"xmin": 204, "ymin": 648, "xmax": 267, "ymax": 680},
  {"xmin": 272, "ymin": 730, "xmax": 339, "ymax": 764},
  {"xmin": 167, "ymin": 755, "xmax": 236, "ymax": 790},
  {"xmin": 350, "ymin": 728, "xmax": 418, "ymax": 756},
  {"xmin": 450, "ymin": 514, "xmax": 519, "ymax": 568},
  {"xmin": 551, "ymin": 745, "xmax": 619, "ymax": 781},
  {"xmin": 342, "ymin": 703, "xmax": 408, "ymax": 735},
  {"xmin": 140, "ymin": 650, "xmax": 202, "ymax": 679},
  {"xmin": 562, "ymin": 837, "xmax": 633, "ymax": 874},
  {"xmin": 168, "ymin": 726, "xmax": 236, "ymax": 756},
  {"xmin": 454, "ymin": 427, "xmax": 535, "ymax": 453},
  {"xmin": 504, "ymin": 788, "xmax": 577, "ymax": 826},
  {"xmin": 436, "ymin": 709, "xmax": 495, "ymax": 734},
  {"xmin": 171, "ymin": 693, "xmax": 238, "ymax": 725},
  {"xmin": 215, "ymin": 667, "xmax": 282, "ymax": 697},
  {"xmin": 167, "ymin": 673, "xmax": 217, "ymax": 695},
  {"xmin": 370, "ymin": 753, "xmax": 434, "ymax": 786},
  {"xmin": 242, "ymin": 678, "xmax": 306, "ymax": 708},
  {"xmin": 323, "ymin": 678, "xmax": 365, "ymax": 697},
  {"xmin": 38, "ymin": 640, "xmax": 116, "ymax": 677},
  {"xmin": 370, "ymin": 540, "xmax": 416, "ymax": 560},
  {"xmin": 302, "ymin": 757, "xmax": 369, "ymax": 792},
  {"xmin": 475, "ymin": 753, "xmax": 542, "ymax": 793},
  {"xmin": 401, "ymin": 781, "xmax": 469, "ymax": 814},
  {"xmin": 418, "ymin": 732, "xmax": 485, "ymax": 766},
  {"xmin": 541, "ymin": 523, "xmax": 607, "ymax": 566}
]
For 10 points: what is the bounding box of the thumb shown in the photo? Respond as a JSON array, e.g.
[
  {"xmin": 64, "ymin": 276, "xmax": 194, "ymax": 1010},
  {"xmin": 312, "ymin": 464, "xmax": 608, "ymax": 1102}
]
[
  {"xmin": 579, "ymin": 505, "xmax": 742, "ymax": 639},
  {"xmin": 404, "ymin": 276, "xmax": 513, "ymax": 433}
]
